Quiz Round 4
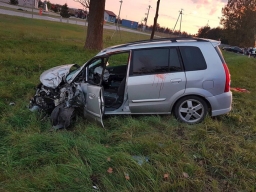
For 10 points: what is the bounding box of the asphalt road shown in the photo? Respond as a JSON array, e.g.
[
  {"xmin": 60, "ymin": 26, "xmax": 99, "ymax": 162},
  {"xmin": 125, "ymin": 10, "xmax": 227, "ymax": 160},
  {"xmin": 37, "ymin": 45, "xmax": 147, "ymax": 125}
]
[{"xmin": 0, "ymin": 2, "xmax": 150, "ymax": 36}]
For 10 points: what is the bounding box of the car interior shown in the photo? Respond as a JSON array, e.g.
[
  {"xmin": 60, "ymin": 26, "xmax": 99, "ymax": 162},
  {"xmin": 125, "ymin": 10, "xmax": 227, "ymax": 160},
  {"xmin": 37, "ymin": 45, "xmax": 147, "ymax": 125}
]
[{"xmin": 87, "ymin": 52, "xmax": 129, "ymax": 110}]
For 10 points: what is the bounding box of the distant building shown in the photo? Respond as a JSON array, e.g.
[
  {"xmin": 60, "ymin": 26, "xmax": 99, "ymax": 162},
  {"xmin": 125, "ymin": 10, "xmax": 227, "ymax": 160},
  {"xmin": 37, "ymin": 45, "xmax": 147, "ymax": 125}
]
[
  {"xmin": 122, "ymin": 19, "xmax": 138, "ymax": 29},
  {"xmin": 0, "ymin": 0, "xmax": 39, "ymax": 8},
  {"xmin": 104, "ymin": 10, "xmax": 116, "ymax": 23}
]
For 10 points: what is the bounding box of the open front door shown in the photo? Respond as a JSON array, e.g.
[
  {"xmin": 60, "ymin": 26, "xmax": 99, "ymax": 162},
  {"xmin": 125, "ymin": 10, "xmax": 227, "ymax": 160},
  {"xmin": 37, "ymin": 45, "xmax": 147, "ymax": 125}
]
[{"xmin": 85, "ymin": 84, "xmax": 104, "ymax": 127}]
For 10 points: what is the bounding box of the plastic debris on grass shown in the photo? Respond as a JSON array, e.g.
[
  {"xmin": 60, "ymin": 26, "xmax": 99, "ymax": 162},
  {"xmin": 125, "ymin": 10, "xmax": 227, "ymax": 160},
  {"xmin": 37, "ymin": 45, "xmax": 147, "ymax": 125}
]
[
  {"xmin": 182, "ymin": 172, "xmax": 189, "ymax": 178},
  {"xmin": 164, "ymin": 173, "xmax": 169, "ymax": 180},
  {"xmin": 107, "ymin": 167, "xmax": 113, "ymax": 174},
  {"xmin": 124, "ymin": 172, "xmax": 130, "ymax": 180},
  {"xmin": 131, "ymin": 155, "xmax": 149, "ymax": 166},
  {"xmin": 9, "ymin": 102, "xmax": 15, "ymax": 106},
  {"xmin": 92, "ymin": 185, "xmax": 99, "ymax": 190},
  {"xmin": 230, "ymin": 87, "xmax": 250, "ymax": 93}
]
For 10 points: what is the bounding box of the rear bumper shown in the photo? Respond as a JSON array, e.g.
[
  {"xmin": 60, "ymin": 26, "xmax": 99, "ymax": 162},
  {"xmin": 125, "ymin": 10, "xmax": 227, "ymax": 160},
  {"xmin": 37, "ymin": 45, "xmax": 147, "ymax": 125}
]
[{"xmin": 207, "ymin": 91, "xmax": 232, "ymax": 116}]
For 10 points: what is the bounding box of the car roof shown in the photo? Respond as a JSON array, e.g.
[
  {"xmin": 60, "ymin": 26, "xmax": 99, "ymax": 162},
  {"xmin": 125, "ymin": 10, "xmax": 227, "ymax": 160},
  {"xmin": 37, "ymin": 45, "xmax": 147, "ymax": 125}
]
[{"xmin": 97, "ymin": 37, "xmax": 220, "ymax": 56}]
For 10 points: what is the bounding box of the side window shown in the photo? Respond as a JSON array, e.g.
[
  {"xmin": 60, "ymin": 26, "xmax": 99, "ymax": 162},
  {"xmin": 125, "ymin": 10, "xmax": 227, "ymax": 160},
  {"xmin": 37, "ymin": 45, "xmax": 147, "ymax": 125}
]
[
  {"xmin": 105, "ymin": 52, "xmax": 129, "ymax": 82},
  {"xmin": 179, "ymin": 46, "xmax": 207, "ymax": 71},
  {"xmin": 107, "ymin": 52, "xmax": 129, "ymax": 67},
  {"xmin": 169, "ymin": 48, "xmax": 182, "ymax": 72},
  {"xmin": 132, "ymin": 48, "xmax": 169, "ymax": 75}
]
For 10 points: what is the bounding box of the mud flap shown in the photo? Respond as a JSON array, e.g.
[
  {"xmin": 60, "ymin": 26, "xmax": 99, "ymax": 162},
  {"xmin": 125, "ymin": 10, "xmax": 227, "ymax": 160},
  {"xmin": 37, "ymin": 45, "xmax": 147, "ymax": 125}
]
[{"xmin": 50, "ymin": 103, "xmax": 75, "ymax": 130}]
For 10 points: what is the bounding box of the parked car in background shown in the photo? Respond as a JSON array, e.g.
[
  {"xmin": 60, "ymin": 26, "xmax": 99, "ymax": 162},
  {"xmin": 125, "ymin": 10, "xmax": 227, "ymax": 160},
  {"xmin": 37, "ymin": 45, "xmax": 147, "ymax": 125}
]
[
  {"xmin": 29, "ymin": 37, "xmax": 232, "ymax": 128},
  {"xmin": 232, "ymin": 46, "xmax": 243, "ymax": 54},
  {"xmin": 75, "ymin": 9, "xmax": 87, "ymax": 19},
  {"xmin": 222, "ymin": 47, "xmax": 231, "ymax": 51},
  {"xmin": 222, "ymin": 46, "xmax": 243, "ymax": 54},
  {"xmin": 248, "ymin": 48, "xmax": 256, "ymax": 57},
  {"xmin": 222, "ymin": 46, "xmax": 234, "ymax": 52},
  {"xmin": 68, "ymin": 8, "xmax": 77, "ymax": 17}
]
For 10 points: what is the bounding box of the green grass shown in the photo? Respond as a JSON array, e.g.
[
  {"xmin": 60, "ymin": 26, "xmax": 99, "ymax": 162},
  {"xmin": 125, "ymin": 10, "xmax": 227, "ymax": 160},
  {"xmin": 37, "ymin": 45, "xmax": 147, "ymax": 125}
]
[{"xmin": 1, "ymin": 14, "xmax": 256, "ymax": 191}]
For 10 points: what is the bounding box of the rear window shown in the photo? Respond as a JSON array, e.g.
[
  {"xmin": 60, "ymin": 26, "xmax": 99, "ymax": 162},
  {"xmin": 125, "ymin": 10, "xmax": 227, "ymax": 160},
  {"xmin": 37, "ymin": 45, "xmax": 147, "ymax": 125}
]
[
  {"xmin": 180, "ymin": 46, "xmax": 207, "ymax": 71},
  {"xmin": 215, "ymin": 46, "xmax": 225, "ymax": 63}
]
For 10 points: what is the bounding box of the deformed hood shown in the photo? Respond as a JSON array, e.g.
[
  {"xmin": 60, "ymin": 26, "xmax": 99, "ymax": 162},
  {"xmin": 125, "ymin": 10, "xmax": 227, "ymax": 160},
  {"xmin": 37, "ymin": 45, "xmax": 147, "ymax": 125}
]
[{"xmin": 40, "ymin": 64, "xmax": 75, "ymax": 88}]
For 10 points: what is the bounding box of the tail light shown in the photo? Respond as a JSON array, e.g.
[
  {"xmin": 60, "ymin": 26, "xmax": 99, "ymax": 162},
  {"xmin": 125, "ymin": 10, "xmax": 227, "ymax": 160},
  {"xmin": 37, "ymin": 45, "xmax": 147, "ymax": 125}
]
[{"xmin": 223, "ymin": 63, "xmax": 231, "ymax": 92}]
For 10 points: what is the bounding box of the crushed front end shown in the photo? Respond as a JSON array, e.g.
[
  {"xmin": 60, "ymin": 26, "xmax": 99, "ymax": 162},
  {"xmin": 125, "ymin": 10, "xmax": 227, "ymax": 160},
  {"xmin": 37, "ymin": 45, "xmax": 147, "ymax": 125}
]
[{"xmin": 29, "ymin": 64, "xmax": 86, "ymax": 129}]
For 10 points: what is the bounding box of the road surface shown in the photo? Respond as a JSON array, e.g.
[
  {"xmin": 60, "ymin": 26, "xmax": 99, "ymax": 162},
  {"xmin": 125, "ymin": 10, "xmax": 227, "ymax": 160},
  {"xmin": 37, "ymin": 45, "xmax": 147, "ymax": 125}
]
[{"xmin": 0, "ymin": 2, "xmax": 151, "ymax": 36}]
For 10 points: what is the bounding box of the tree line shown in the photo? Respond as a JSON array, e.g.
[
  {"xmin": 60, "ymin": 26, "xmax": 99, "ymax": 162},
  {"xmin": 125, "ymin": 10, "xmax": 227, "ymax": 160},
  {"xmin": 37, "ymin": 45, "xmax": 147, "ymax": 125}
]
[{"xmin": 198, "ymin": 0, "xmax": 255, "ymax": 47}]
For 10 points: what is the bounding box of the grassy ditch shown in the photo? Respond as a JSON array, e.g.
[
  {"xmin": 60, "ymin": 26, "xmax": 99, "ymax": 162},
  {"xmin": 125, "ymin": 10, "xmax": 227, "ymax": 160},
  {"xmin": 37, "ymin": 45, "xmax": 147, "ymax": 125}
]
[{"xmin": 0, "ymin": 14, "xmax": 256, "ymax": 191}]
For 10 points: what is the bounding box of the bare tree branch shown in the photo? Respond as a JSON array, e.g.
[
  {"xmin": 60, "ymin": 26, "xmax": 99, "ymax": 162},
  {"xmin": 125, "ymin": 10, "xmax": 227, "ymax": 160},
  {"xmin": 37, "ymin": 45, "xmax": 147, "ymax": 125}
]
[{"xmin": 74, "ymin": 0, "xmax": 90, "ymax": 8}]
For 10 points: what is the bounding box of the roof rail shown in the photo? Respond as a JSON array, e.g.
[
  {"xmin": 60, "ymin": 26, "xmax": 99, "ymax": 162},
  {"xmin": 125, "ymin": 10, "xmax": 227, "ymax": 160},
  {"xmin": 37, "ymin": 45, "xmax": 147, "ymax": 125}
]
[{"xmin": 111, "ymin": 37, "xmax": 208, "ymax": 49}]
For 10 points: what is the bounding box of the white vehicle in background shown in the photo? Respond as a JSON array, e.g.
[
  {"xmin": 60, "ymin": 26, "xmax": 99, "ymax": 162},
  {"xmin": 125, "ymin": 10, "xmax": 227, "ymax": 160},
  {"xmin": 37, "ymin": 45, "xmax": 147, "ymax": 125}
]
[{"xmin": 248, "ymin": 47, "xmax": 256, "ymax": 57}]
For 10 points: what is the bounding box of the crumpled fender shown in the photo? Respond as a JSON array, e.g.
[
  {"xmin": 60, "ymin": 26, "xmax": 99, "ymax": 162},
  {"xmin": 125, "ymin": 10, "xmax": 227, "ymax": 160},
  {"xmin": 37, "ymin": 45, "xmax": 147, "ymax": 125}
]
[{"xmin": 40, "ymin": 64, "xmax": 75, "ymax": 88}]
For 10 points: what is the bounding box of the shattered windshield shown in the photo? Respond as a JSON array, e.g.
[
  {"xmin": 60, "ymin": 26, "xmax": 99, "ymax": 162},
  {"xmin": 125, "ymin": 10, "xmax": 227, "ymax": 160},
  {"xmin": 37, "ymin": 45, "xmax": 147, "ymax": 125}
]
[
  {"xmin": 65, "ymin": 56, "xmax": 108, "ymax": 84},
  {"xmin": 66, "ymin": 64, "xmax": 84, "ymax": 83},
  {"xmin": 88, "ymin": 58, "xmax": 103, "ymax": 69}
]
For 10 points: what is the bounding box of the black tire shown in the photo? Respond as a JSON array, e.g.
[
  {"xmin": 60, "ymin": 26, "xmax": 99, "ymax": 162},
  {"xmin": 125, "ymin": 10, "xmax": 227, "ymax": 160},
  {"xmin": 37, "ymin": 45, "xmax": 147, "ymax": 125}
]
[{"xmin": 174, "ymin": 96, "xmax": 208, "ymax": 124}]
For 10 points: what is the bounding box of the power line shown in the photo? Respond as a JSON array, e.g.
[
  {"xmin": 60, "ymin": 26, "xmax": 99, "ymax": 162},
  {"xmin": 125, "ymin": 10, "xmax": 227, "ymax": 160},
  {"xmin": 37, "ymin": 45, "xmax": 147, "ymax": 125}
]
[{"xmin": 183, "ymin": 12, "xmax": 220, "ymax": 22}]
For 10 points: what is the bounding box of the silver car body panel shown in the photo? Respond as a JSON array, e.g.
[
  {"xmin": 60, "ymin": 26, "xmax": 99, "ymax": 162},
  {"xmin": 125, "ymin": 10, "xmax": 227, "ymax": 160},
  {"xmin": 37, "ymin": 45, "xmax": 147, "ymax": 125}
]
[
  {"xmin": 131, "ymin": 98, "xmax": 166, "ymax": 103},
  {"xmin": 189, "ymin": 43, "xmax": 225, "ymax": 95},
  {"xmin": 40, "ymin": 64, "xmax": 75, "ymax": 88},
  {"xmin": 127, "ymin": 72, "xmax": 186, "ymax": 113},
  {"xmin": 207, "ymin": 92, "xmax": 232, "ymax": 116},
  {"xmin": 84, "ymin": 84, "xmax": 104, "ymax": 127}
]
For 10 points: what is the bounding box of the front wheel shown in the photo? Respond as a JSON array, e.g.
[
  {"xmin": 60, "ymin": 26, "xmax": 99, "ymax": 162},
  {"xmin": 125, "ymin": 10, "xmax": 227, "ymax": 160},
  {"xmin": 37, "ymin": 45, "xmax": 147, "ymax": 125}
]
[{"xmin": 174, "ymin": 96, "xmax": 208, "ymax": 124}]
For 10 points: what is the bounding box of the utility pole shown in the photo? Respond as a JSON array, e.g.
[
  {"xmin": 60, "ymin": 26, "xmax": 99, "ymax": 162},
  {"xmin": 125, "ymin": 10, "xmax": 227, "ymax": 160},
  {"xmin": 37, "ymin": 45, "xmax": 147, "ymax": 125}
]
[
  {"xmin": 117, "ymin": 0, "xmax": 123, "ymax": 27},
  {"xmin": 31, "ymin": 0, "xmax": 34, "ymax": 18},
  {"xmin": 145, "ymin": 5, "xmax": 152, "ymax": 27},
  {"xmin": 111, "ymin": 0, "xmax": 123, "ymax": 39},
  {"xmin": 179, "ymin": 9, "xmax": 183, "ymax": 35},
  {"xmin": 173, "ymin": 9, "xmax": 183, "ymax": 36}
]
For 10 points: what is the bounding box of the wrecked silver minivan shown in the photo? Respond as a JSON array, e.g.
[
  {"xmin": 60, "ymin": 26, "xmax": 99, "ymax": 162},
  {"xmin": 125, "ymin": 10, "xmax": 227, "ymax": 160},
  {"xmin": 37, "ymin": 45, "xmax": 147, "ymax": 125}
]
[{"xmin": 29, "ymin": 38, "xmax": 232, "ymax": 128}]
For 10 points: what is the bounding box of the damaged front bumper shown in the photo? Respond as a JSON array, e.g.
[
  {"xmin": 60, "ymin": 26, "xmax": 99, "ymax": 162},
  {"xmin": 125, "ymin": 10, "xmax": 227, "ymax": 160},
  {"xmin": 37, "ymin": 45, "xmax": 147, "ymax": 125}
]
[{"xmin": 29, "ymin": 64, "xmax": 86, "ymax": 129}]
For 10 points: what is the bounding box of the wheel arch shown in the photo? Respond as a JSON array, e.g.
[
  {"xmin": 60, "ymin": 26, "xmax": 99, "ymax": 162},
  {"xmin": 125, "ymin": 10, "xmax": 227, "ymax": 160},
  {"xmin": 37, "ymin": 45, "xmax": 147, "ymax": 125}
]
[{"xmin": 171, "ymin": 94, "xmax": 212, "ymax": 115}]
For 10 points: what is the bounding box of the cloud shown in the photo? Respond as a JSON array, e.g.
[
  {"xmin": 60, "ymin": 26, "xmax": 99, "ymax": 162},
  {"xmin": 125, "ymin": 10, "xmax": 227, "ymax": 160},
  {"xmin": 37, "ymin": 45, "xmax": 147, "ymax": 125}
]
[
  {"xmin": 191, "ymin": 0, "xmax": 210, "ymax": 8},
  {"xmin": 191, "ymin": 0, "xmax": 227, "ymax": 8},
  {"xmin": 209, "ymin": 7, "xmax": 218, "ymax": 15}
]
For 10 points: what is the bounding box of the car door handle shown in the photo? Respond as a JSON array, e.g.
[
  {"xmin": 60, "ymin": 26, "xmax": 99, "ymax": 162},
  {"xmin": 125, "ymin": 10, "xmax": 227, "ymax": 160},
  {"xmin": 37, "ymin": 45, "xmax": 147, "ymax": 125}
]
[
  {"xmin": 171, "ymin": 78, "xmax": 182, "ymax": 83},
  {"xmin": 88, "ymin": 93, "xmax": 96, "ymax": 99}
]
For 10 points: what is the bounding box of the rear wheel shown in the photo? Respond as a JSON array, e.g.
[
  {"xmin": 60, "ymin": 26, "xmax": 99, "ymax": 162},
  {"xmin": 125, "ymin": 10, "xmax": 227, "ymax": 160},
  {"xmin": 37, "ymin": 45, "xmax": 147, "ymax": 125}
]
[{"xmin": 174, "ymin": 96, "xmax": 208, "ymax": 124}]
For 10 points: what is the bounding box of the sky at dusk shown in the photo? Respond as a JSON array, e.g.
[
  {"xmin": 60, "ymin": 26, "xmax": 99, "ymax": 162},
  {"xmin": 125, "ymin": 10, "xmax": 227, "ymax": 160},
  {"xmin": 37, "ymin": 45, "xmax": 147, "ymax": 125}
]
[{"xmin": 49, "ymin": 0, "xmax": 228, "ymax": 34}]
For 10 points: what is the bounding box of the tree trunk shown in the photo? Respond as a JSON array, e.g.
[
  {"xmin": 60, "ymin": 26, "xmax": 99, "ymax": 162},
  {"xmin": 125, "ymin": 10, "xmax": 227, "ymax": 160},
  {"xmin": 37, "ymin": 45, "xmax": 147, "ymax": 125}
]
[
  {"xmin": 84, "ymin": 0, "xmax": 106, "ymax": 50},
  {"xmin": 150, "ymin": 0, "xmax": 160, "ymax": 40}
]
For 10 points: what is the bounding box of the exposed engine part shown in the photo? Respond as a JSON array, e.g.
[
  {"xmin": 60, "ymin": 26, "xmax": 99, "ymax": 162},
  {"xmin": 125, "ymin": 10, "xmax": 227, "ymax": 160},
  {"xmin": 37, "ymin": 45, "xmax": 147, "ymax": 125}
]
[
  {"xmin": 29, "ymin": 84, "xmax": 59, "ymax": 113},
  {"xmin": 29, "ymin": 82, "xmax": 87, "ymax": 129}
]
